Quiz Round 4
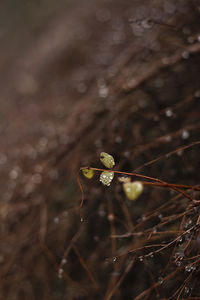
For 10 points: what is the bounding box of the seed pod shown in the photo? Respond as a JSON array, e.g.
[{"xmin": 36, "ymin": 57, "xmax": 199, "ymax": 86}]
[
  {"xmin": 82, "ymin": 168, "xmax": 94, "ymax": 179},
  {"xmin": 100, "ymin": 152, "xmax": 115, "ymax": 169},
  {"xmin": 100, "ymin": 171, "xmax": 114, "ymax": 186},
  {"xmin": 123, "ymin": 181, "xmax": 143, "ymax": 201}
]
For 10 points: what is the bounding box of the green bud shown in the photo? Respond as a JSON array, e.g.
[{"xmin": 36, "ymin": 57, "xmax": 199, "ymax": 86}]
[
  {"xmin": 82, "ymin": 168, "xmax": 94, "ymax": 179},
  {"xmin": 100, "ymin": 152, "xmax": 115, "ymax": 169},
  {"xmin": 100, "ymin": 171, "xmax": 114, "ymax": 186},
  {"xmin": 123, "ymin": 181, "xmax": 143, "ymax": 201}
]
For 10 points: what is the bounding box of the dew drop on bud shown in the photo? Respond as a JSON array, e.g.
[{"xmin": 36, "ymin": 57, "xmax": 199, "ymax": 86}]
[{"xmin": 100, "ymin": 171, "xmax": 114, "ymax": 186}]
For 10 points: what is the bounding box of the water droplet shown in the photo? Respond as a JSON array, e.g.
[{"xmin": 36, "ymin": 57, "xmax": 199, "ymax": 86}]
[
  {"xmin": 123, "ymin": 151, "xmax": 130, "ymax": 158},
  {"xmin": 139, "ymin": 256, "xmax": 144, "ymax": 262},
  {"xmin": 184, "ymin": 286, "xmax": 190, "ymax": 294},
  {"xmin": 153, "ymin": 226, "xmax": 157, "ymax": 233},
  {"xmin": 185, "ymin": 264, "xmax": 192, "ymax": 272},
  {"xmin": 165, "ymin": 108, "xmax": 173, "ymax": 117},
  {"xmin": 174, "ymin": 251, "xmax": 184, "ymax": 260},
  {"xmin": 10, "ymin": 166, "xmax": 21, "ymax": 180},
  {"xmin": 115, "ymin": 136, "xmax": 122, "ymax": 143},
  {"xmin": 58, "ymin": 268, "xmax": 63, "ymax": 279},
  {"xmin": 107, "ymin": 214, "xmax": 114, "ymax": 221},
  {"xmin": 98, "ymin": 85, "xmax": 109, "ymax": 98},
  {"xmin": 158, "ymin": 214, "xmax": 163, "ymax": 220},
  {"xmin": 112, "ymin": 257, "xmax": 117, "ymax": 262},
  {"xmin": 61, "ymin": 258, "xmax": 67, "ymax": 265},
  {"xmin": 63, "ymin": 211, "xmax": 68, "ymax": 217},
  {"xmin": 94, "ymin": 236, "xmax": 99, "ymax": 242},
  {"xmin": 98, "ymin": 208, "xmax": 106, "ymax": 218},
  {"xmin": 182, "ymin": 51, "xmax": 190, "ymax": 59},
  {"xmin": 141, "ymin": 18, "xmax": 153, "ymax": 29},
  {"xmin": 149, "ymin": 252, "xmax": 154, "ymax": 258},
  {"xmin": 141, "ymin": 215, "xmax": 146, "ymax": 221},
  {"xmin": 188, "ymin": 218, "xmax": 192, "ymax": 225},
  {"xmin": 177, "ymin": 236, "xmax": 183, "ymax": 243},
  {"xmin": 177, "ymin": 150, "xmax": 183, "ymax": 156},
  {"xmin": 54, "ymin": 217, "xmax": 59, "ymax": 224},
  {"xmin": 182, "ymin": 130, "xmax": 190, "ymax": 139},
  {"xmin": 183, "ymin": 222, "xmax": 189, "ymax": 229},
  {"xmin": 193, "ymin": 206, "xmax": 198, "ymax": 213},
  {"xmin": 165, "ymin": 135, "xmax": 172, "ymax": 142},
  {"xmin": 158, "ymin": 276, "xmax": 164, "ymax": 284},
  {"xmin": 195, "ymin": 90, "xmax": 200, "ymax": 98}
]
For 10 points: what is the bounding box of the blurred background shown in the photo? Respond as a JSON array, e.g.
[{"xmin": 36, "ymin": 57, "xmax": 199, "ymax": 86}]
[{"xmin": 0, "ymin": 0, "xmax": 200, "ymax": 299}]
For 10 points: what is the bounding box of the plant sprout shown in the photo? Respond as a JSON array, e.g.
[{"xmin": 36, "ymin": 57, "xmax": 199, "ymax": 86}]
[
  {"xmin": 82, "ymin": 168, "xmax": 94, "ymax": 179},
  {"xmin": 81, "ymin": 153, "xmax": 144, "ymax": 198},
  {"xmin": 100, "ymin": 152, "xmax": 115, "ymax": 169},
  {"xmin": 123, "ymin": 181, "xmax": 143, "ymax": 201}
]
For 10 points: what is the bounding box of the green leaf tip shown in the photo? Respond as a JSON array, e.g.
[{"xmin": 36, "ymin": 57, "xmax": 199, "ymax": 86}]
[
  {"xmin": 100, "ymin": 171, "xmax": 114, "ymax": 186},
  {"xmin": 100, "ymin": 152, "xmax": 115, "ymax": 169},
  {"xmin": 123, "ymin": 181, "xmax": 143, "ymax": 201},
  {"xmin": 82, "ymin": 168, "xmax": 94, "ymax": 179}
]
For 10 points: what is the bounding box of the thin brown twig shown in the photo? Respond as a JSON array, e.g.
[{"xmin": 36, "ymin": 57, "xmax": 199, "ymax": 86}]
[{"xmin": 72, "ymin": 244, "xmax": 99, "ymax": 289}]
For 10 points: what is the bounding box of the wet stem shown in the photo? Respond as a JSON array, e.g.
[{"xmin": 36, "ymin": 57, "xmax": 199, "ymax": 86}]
[{"xmin": 79, "ymin": 166, "xmax": 200, "ymax": 202}]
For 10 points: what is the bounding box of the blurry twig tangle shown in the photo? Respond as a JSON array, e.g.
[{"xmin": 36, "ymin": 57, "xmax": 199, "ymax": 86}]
[{"xmin": 77, "ymin": 142, "xmax": 200, "ymax": 298}]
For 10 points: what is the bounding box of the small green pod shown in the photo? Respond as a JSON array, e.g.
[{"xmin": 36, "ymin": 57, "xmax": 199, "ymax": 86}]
[
  {"xmin": 100, "ymin": 152, "xmax": 115, "ymax": 169},
  {"xmin": 123, "ymin": 181, "xmax": 143, "ymax": 201},
  {"xmin": 100, "ymin": 171, "xmax": 114, "ymax": 186},
  {"xmin": 82, "ymin": 168, "xmax": 94, "ymax": 179}
]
